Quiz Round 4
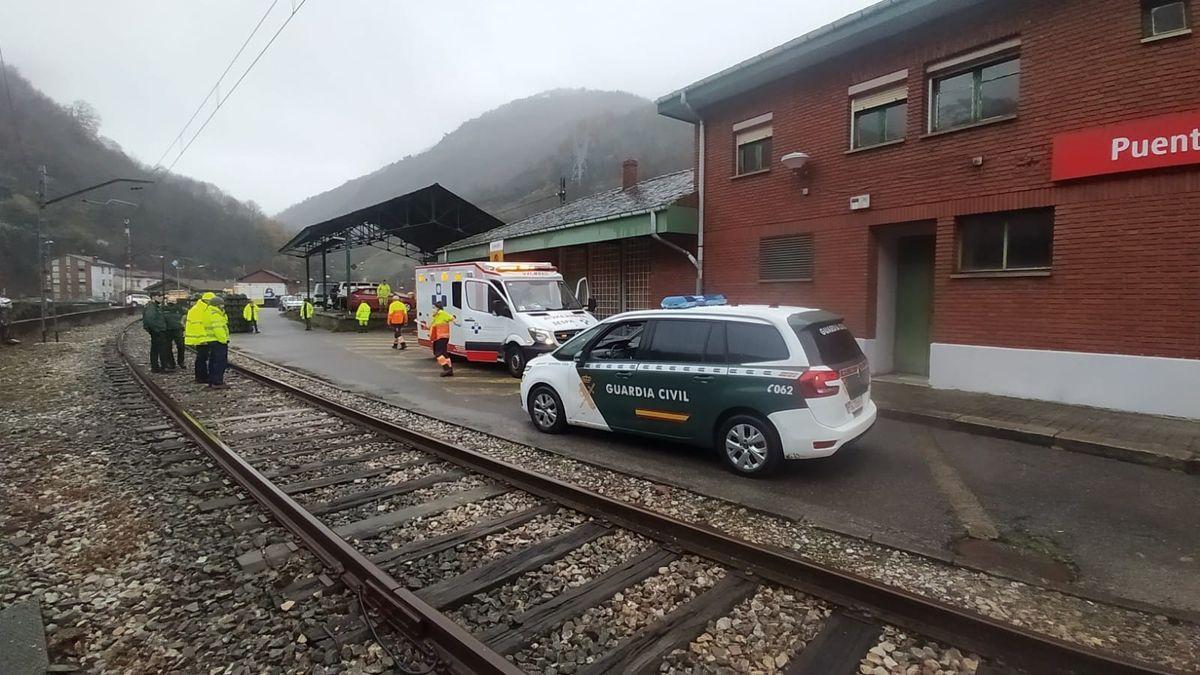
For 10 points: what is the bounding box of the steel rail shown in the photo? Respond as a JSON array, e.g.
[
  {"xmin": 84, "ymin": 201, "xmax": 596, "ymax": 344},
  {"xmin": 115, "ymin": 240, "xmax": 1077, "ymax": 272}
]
[
  {"xmin": 116, "ymin": 330, "xmax": 521, "ymax": 675},
  {"xmin": 223, "ymin": 356, "xmax": 1177, "ymax": 675}
]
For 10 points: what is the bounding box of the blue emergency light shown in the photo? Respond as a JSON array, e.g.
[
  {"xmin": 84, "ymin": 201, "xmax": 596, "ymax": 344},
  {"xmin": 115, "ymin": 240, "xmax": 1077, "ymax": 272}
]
[{"xmin": 660, "ymin": 294, "xmax": 728, "ymax": 309}]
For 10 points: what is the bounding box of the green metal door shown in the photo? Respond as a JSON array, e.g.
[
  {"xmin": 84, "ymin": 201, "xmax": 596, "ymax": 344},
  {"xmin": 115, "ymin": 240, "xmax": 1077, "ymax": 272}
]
[{"xmin": 893, "ymin": 235, "xmax": 935, "ymax": 376}]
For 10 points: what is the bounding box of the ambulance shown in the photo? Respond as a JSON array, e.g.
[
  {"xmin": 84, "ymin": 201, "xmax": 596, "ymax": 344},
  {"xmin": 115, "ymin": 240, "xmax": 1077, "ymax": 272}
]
[
  {"xmin": 519, "ymin": 297, "xmax": 877, "ymax": 477},
  {"xmin": 414, "ymin": 261, "xmax": 598, "ymax": 377}
]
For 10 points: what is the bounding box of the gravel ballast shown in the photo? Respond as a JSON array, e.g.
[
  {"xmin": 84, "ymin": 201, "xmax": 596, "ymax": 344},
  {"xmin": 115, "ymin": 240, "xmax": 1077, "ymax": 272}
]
[
  {"xmin": 0, "ymin": 321, "xmax": 416, "ymax": 672},
  {"xmin": 230, "ymin": 346, "xmax": 1200, "ymax": 671}
]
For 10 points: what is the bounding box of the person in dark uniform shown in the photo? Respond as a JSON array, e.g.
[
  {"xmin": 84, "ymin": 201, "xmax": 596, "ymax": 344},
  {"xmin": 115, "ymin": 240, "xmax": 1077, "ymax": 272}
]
[{"xmin": 163, "ymin": 298, "xmax": 186, "ymax": 369}]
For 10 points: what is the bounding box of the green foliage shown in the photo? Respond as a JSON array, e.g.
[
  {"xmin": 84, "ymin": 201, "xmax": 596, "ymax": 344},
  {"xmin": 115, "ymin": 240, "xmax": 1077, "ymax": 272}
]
[{"xmin": 0, "ymin": 64, "xmax": 295, "ymax": 295}]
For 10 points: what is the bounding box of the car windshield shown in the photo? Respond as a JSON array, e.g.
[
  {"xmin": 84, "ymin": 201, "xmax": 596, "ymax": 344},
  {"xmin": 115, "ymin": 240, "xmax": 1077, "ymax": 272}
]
[{"xmin": 504, "ymin": 279, "xmax": 581, "ymax": 312}]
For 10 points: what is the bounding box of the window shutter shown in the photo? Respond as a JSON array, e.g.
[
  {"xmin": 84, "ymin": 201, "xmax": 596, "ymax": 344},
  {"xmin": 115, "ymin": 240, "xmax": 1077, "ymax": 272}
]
[
  {"xmin": 851, "ymin": 85, "xmax": 907, "ymax": 113},
  {"xmin": 736, "ymin": 124, "xmax": 773, "ymax": 146},
  {"xmin": 759, "ymin": 234, "xmax": 814, "ymax": 281}
]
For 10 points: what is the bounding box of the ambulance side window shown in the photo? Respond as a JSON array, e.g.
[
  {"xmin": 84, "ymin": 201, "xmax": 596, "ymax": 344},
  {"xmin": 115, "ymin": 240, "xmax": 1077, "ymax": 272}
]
[
  {"xmin": 451, "ymin": 281, "xmax": 462, "ymax": 310},
  {"xmin": 589, "ymin": 321, "xmax": 645, "ymax": 361}
]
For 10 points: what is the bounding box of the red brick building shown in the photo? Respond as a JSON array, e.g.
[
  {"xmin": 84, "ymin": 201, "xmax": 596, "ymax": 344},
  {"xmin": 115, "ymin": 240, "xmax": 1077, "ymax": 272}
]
[{"xmin": 658, "ymin": 0, "xmax": 1199, "ymax": 417}]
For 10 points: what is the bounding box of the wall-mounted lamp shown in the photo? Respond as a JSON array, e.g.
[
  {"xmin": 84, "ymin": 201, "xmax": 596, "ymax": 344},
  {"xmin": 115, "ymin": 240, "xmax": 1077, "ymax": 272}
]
[{"xmin": 781, "ymin": 151, "xmax": 810, "ymax": 171}]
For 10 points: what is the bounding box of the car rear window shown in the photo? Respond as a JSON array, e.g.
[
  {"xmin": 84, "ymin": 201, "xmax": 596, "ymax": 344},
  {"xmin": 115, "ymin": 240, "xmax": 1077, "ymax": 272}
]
[
  {"xmin": 790, "ymin": 315, "xmax": 863, "ymax": 366},
  {"xmin": 725, "ymin": 321, "xmax": 790, "ymax": 363}
]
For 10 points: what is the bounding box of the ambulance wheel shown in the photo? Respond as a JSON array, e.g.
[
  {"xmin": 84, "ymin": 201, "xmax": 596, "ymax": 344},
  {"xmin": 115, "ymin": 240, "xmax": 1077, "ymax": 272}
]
[
  {"xmin": 505, "ymin": 345, "xmax": 526, "ymax": 378},
  {"xmin": 717, "ymin": 414, "xmax": 782, "ymax": 478},
  {"xmin": 528, "ymin": 385, "xmax": 567, "ymax": 433}
]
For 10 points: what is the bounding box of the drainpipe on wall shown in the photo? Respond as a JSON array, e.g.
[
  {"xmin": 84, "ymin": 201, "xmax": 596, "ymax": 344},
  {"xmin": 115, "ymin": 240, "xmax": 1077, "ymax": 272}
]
[
  {"xmin": 679, "ymin": 91, "xmax": 704, "ymax": 295},
  {"xmin": 649, "ymin": 209, "xmax": 700, "ymax": 277}
]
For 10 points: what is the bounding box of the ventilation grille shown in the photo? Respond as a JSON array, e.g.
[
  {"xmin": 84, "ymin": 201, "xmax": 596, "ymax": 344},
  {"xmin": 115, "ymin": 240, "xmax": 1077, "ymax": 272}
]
[{"xmin": 759, "ymin": 234, "xmax": 814, "ymax": 281}]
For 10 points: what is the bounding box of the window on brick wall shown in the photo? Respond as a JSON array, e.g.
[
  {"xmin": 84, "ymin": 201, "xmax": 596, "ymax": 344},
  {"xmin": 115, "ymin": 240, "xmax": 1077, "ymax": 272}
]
[
  {"xmin": 957, "ymin": 208, "xmax": 1053, "ymax": 272},
  {"xmin": 1143, "ymin": 1, "xmax": 1190, "ymax": 38},
  {"xmin": 759, "ymin": 233, "xmax": 814, "ymax": 281},
  {"xmin": 851, "ymin": 84, "xmax": 907, "ymax": 149},
  {"xmin": 733, "ymin": 113, "xmax": 772, "ymax": 175},
  {"xmin": 927, "ymin": 40, "xmax": 1021, "ymax": 132}
]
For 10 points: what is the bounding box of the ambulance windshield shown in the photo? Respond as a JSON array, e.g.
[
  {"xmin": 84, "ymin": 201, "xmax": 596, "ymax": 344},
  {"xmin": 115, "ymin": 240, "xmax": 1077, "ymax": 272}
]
[{"xmin": 504, "ymin": 279, "xmax": 582, "ymax": 312}]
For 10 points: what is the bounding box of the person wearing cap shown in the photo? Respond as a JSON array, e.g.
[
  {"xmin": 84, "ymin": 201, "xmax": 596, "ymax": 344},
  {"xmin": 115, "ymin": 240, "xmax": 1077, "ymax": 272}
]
[
  {"xmin": 142, "ymin": 294, "xmax": 174, "ymax": 373},
  {"xmin": 185, "ymin": 292, "xmax": 216, "ymax": 383},
  {"xmin": 162, "ymin": 297, "xmax": 186, "ymax": 370},
  {"xmin": 242, "ymin": 300, "xmax": 261, "ymax": 334},
  {"xmin": 429, "ymin": 301, "xmax": 454, "ymax": 377},
  {"xmin": 386, "ymin": 294, "xmax": 409, "ymax": 350},
  {"xmin": 205, "ymin": 295, "xmax": 231, "ymax": 389},
  {"xmin": 301, "ymin": 297, "xmax": 315, "ymax": 331}
]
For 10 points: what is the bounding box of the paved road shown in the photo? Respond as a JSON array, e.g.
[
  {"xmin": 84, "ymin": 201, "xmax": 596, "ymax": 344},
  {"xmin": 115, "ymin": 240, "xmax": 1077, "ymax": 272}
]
[{"xmin": 235, "ymin": 310, "xmax": 1200, "ymax": 613}]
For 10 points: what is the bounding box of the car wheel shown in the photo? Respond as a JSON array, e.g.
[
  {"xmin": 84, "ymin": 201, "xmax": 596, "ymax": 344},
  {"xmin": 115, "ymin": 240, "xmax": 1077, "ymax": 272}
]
[
  {"xmin": 505, "ymin": 344, "xmax": 526, "ymax": 378},
  {"xmin": 528, "ymin": 385, "xmax": 567, "ymax": 433},
  {"xmin": 717, "ymin": 414, "xmax": 783, "ymax": 478}
]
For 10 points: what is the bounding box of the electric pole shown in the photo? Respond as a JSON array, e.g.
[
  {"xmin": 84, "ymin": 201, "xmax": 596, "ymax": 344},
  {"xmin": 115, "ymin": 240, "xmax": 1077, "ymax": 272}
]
[{"xmin": 35, "ymin": 165, "xmax": 48, "ymax": 343}]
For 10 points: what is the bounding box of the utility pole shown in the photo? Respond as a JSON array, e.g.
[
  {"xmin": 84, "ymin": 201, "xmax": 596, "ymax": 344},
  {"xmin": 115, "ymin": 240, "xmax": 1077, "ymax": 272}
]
[
  {"xmin": 124, "ymin": 219, "xmax": 132, "ymax": 302},
  {"xmin": 35, "ymin": 165, "xmax": 48, "ymax": 343}
]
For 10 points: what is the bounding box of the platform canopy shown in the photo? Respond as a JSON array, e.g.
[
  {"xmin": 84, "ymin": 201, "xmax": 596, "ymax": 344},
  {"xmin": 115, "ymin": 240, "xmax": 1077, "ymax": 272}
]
[{"xmin": 278, "ymin": 183, "xmax": 503, "ymax": 261}]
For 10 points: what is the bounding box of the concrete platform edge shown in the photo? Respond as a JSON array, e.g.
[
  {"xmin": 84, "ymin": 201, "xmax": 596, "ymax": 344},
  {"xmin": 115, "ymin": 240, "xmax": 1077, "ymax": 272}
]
[{"xmin": 877, "ymin": 407, "xmax": 1197, "ymax": 474}]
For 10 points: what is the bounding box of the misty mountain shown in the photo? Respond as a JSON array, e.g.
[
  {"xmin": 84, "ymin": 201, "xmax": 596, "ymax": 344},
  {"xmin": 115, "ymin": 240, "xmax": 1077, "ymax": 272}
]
[
  {"xmin": 276, "ymin": 88, "xmax": 694, "ymax": 230},
  {"xmin": 0, "ymin": 65, "xmax": 291, "ymax": 295}
]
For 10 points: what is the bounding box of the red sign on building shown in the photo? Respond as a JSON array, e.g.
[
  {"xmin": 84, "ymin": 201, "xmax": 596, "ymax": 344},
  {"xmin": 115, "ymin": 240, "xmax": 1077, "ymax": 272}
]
[{"xmin": 1051, "ymin": 110, "xmax": 1200, "ymax": 181}]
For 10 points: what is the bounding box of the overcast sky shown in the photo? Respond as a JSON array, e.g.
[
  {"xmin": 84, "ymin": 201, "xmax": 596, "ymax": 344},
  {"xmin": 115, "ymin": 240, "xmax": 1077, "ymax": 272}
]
[{"xmin": 2, "ymin": 1, "xmax": 875, "ymax": 214}]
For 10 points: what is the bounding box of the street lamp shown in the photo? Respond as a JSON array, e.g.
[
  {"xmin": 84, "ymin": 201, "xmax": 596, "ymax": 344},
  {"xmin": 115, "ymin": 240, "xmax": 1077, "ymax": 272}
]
[{"xmin": 34, "ymin": 171, "xmax": 154, "ymax": 342}]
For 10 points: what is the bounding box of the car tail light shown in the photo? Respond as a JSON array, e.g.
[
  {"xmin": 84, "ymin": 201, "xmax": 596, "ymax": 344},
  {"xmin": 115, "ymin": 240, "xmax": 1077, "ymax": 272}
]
[{"xmin": 799, "ymin": 368, "xmax": 840, "ymax": 398}]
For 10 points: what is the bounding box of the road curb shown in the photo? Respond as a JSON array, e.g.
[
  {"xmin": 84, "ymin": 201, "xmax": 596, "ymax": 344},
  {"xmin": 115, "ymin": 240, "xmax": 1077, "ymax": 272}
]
[{"xmin": 877, "ymin": 407, "xmax": 1198, "ymax": 474}]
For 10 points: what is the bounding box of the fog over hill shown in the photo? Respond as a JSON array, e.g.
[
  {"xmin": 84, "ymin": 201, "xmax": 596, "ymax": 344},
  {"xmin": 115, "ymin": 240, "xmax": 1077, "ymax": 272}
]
[{"xmin": 275, "ymin": 88, "xmax": 694, "ymax": 231}]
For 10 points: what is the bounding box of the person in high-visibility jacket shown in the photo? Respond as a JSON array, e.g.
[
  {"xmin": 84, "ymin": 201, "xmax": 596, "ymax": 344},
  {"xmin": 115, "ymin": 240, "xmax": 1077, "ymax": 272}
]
[
  {"xmin": 386, "ymin": 294, "xmax": 408, "ymax": 350},
  {"xmin": 185, "ymin": 292, "xmax": 216, "ymax": 384},
  {"xmin": 205, "ymin": 295, "xmax": 231, "ymax": 389},
  {"xmin": 300, "ymin": 297, "xmax": 315, "ymax": 331},
  {"xmin": 429, "ymin": 301, "xmax": 454, "ymax": 377},
  {"xmin": 354, "ymin": 300, "xmax": 372, "ymax": 333},
  {"xmin": 375, "ymin": 281, "xmax": 391, "ymax": 305},
  {"xmin": 242, "ymin": 301, "xmax": 261, "ymax": 334}
]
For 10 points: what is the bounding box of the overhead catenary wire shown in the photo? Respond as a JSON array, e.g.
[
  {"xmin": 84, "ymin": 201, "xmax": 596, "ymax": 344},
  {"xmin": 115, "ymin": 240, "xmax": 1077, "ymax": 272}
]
[
  {"xmin": 151, "ymin": 0, "xmax": 282, "ymax": 170},
  {"xmin": 163, "ymin": 0, "xmax": 309, "ymax": 174}
]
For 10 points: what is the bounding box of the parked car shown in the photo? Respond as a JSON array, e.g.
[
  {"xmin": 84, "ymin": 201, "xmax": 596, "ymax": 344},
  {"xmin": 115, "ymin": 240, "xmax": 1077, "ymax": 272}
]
[
  {"xmin": 278, "ymin": 295, "xmax": 304, "ymax": 311},
  {"xmin": 126, "ymin": 293, "xmax": 151, "ymax": 307},
  {"xmin": 519, "ymin": 300, "xmax": 876, "ymax": 477},
  {"xmin": 346, "ymin": 287, "xmax": 415, "ymax": 314}
]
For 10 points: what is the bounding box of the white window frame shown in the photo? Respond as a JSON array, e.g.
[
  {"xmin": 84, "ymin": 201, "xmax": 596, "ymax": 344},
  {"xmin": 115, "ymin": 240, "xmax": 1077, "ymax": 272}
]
[
  {"xmin": 926, "ymin": 39, "xmax": 1022, "ymax": 133},
  {"xmin": 734, "ymin": 113, "xmax": 773, "ymax": 175},
  {"xmin": 848, "ymin": 71, "xmax": 908, "ymax": 149},
  {"xmin": 1142, "ymin": 0, "xmax": 1191, "ymax": 39}
]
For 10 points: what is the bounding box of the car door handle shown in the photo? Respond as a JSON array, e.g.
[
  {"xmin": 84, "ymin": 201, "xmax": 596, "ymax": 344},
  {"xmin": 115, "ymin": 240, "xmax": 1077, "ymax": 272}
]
[
  {"xmin": 615, "ymin": 371, "xmax": 634, "ymax": 379},
  {"xmin": 693, "ymin": 374, "xmax": 715, "ymax": 383}
]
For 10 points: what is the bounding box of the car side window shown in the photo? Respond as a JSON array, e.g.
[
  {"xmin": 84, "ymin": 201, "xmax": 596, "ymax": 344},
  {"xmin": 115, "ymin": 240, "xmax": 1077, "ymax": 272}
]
[
  {"xmin": 642, "ymin": 320, "xmax": 712, "ymax": 362},
  {"xmin": 588, "ymin": 321, "xmax": 646, "ymax": 361},
  {"xmin": 725, "ymin": 321, "xmax": 790, "ymax": 363},
  {"xmin": 704, "ymin": 322, "xmax": 727, "ymax": 363}
]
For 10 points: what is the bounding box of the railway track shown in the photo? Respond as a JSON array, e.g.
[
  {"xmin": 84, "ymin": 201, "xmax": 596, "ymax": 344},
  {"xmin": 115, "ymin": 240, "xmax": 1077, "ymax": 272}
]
[{"xmin": 114, "ymin": 326, "xmax": 1174, "ymax": 675}]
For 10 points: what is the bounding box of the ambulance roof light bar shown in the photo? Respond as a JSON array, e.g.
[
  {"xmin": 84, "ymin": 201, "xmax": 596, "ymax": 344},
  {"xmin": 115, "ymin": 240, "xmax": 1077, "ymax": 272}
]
[
  {"xmin": 661, "ymin": 294, "xmax": 728, "ymax": 309},
  {"xmin": 483, "ymin": 261, "xmax": 554, "ymax": 272}
]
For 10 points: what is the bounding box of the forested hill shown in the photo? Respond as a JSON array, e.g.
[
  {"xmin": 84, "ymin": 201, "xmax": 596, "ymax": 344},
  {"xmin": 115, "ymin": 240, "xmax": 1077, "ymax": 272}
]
[
  {"xmin": 0, "ymin": 65, "xmax": 291, "ymax": 295},
  {"xmin": 275, "ymin": 88, "xmax": 694, "ymax": 229}
]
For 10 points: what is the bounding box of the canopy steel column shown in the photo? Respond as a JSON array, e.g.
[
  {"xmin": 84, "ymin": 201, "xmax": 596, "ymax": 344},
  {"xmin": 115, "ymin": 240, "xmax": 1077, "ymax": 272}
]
[
  {"xmin": 304, "ymin": 254, "xmax": 311, "ymax": 299},
  {"xmin": 344, "ymin": 241, "xmax": 351, "ymax": 312},
  {"xmin": 321, "ymin": 250, "xmax": 327, "ymax": 307}
]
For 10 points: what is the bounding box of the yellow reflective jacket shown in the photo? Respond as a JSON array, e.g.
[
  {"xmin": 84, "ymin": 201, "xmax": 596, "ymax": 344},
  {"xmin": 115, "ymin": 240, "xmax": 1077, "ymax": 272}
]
[
  {"xmin": 430, "ymin": 308, "xmax": 454, "ymax": 340},
  {"xmin": 355, "ymin": 301, "xmax": 372, "ymax": 321},
  {"xmin": 184, "ymin": 300, "xmax": 211, "ymax": 346},
  {"xmin": 300, "ymin": 301, "xmax": 314, "ymax": 319},
  {"xmin": 376, "ymin": 283, "xmax": 391, "ymax": 300},
  {"xmin": 207, "ymin": 305, "xmax": 230, "ymax": 344},
  {"xmin": 386, "ymin": 300, "xmax": 408, "ymax": 325},
  {"xmin": 242, "ymin": 303, "xmax": 259, "ymax": 321}
]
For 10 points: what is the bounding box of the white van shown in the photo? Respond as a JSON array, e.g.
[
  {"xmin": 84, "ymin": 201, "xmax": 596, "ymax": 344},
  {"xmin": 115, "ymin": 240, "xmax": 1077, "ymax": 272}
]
[{"xmin": 415, "ymin": 262, "xmax": 598, "ymax": 377}]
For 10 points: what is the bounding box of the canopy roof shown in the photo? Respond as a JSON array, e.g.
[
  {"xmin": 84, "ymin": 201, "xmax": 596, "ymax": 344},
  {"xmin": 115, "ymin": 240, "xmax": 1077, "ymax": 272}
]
[{"xmin": 278, "ymin": 183, "xmax": 503, "ymax": 260}]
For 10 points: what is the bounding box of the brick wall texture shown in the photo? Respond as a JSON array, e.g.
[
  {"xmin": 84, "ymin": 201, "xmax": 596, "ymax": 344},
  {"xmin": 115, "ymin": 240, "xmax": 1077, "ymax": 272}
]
[{"xmin": 693, "ymin": 0, "xmax": 1200, "ymax": 360}]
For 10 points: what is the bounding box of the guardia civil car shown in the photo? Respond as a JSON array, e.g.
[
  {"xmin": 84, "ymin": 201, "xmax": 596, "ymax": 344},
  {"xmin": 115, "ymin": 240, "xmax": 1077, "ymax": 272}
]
[{"xmin": 519, "ymin": 300, "xmax": 877, "ymax": 477}]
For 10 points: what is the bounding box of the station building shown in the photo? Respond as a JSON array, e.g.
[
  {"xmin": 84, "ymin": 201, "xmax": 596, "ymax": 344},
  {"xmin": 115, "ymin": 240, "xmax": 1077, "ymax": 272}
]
[
  {"xmin": 656, "ymin": 0, "xmax": 1200, "ymax": 418},
  {"xmin": 438, "ymin": 161, "xmax": 700, "ymax": 318}
]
